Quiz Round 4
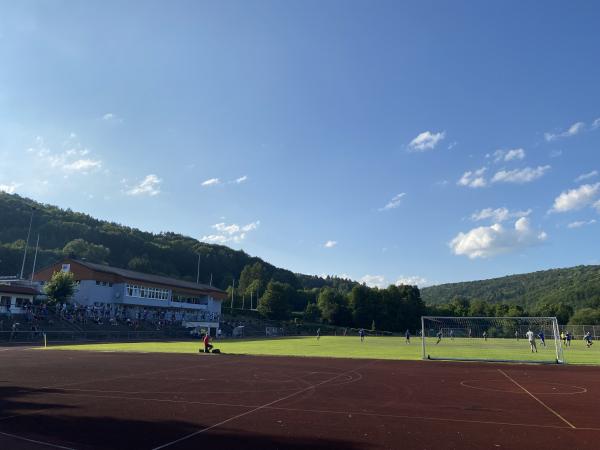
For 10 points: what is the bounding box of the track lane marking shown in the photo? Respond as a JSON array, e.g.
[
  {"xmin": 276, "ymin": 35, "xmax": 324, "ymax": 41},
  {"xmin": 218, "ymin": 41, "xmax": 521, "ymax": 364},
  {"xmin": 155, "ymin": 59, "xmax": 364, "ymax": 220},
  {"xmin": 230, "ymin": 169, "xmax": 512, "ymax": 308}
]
[
  {"xmin": 497, "ymin": 369, "xmax": 576, "ymax": 429},
  {"xmin": 0, "ymin": 430, "xmax": 76, "ymax": 450},
  {"xmin": 39, "ymin": 356, "xmax": 239, "ymax": 390},
  {"xmin": 151, "ymin": 361, "xmax": 377, "ymax": 450},
  {"xmin": 265, "ymin": 406, "xmax": 596, "ymax": 431}
]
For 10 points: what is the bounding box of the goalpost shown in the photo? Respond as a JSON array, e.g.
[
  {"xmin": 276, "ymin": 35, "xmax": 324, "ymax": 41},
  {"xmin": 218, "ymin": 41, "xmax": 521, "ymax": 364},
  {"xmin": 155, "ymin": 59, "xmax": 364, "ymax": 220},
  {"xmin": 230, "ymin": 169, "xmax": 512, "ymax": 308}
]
[{"xmin": 421, "ymin": 316, "xmax": 564, "ymax": 364}]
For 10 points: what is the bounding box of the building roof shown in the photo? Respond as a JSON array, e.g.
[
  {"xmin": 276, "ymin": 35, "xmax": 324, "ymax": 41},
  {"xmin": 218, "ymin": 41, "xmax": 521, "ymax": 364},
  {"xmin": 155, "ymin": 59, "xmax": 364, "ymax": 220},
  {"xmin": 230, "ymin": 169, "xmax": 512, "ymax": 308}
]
[
  {"xmin": 0, "ymin": 284, "xmax": 41, "ymax": 296},
  {"xmin": 71, "ymin": 260, "xmax": 226, "ymax": 296}
]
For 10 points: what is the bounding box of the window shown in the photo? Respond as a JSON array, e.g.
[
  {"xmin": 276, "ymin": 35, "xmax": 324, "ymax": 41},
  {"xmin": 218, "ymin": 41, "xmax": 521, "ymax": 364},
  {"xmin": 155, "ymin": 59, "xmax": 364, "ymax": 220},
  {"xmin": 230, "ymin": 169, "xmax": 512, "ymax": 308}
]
[{"xmin": 15, "ymin": 297, "xmax": 29, "ymax": 307}]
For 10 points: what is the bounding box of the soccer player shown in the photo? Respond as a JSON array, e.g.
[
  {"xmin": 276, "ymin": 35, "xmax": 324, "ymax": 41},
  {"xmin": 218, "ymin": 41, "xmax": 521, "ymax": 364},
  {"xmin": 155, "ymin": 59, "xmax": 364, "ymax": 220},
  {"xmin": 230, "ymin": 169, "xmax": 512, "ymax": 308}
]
[
  {"xmin": 515, "ymin": 330, "xmax": 519, "ymax": 341},
  {"xmin": 316, "ymin": 328, "xmax": 321, "ymax": 340},
  {"xmin": 584, "ymin": 331, "xmax": 593, "ymax": 348},
  {"xmin": 537, "ymin": 330, "xmax": 546, "ymax": 347},
  {"xmin": 359, "ymin": 328, "xmax": 365, "ymax": 342},
  {"xmin": 449, "ymin": 329, "xmax": 454, "ymax": 340},
  {"xmin": 482, "ymin": 331, "xmax": 487, "ymax": 341},
  {"xmin": 566, "ymin": 331, "xmax": 572, "ymax": 347},
  {"xmin": 435, "ymin": 330, "xmax": 442, "ymax": 344},
  {"xmin": 405, "ymin": 329, "xmax": 410, "ymax": 344},
  {"xmin": 526, "ymin": 329, "xmax": 537, "ymax": 353}
]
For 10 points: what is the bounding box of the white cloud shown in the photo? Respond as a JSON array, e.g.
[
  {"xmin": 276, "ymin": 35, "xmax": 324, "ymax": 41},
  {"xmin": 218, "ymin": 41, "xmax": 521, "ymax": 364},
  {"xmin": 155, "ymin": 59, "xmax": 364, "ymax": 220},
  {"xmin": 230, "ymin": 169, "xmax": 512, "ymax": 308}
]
[
  {"xmin": 492, "ymin": 148, "xmax": 525, "ymax": 163},
  {"xmin": 594, "ymin": 200, "xmax": 600, "ymax": 213},
  {"xmin": 201, "ymin": 220, "xmax": 260, "ymax": 244},
  {"xmin": 324, "ymin": 240, "xmax": 338, "ymax": 248},
  {"xmin": 62, "ymin": 159, "xmax": 102, "ymax": 172},
  {"xmin": 549, "ymin": 149, "xmax": 563, "ymax": 158},
  {"xmin": 504, "ymin": 148, "xmax": 525, "ymax": 161},
  {"xmin": 126, "ymin": 174, "xmax": 162, "ymax": 196},
  {"xmin": 201, "ymin": 178, "xmax": 220, "ymax": 186},
  {"xmin": 26, "ymin": 134, "xmax": 102, "ymax": 175},
  {"xmin": 567, "ymin": 219, "xmax": 596, "ymax": 229},
  {"xmin": 396, "ymin": 275, "xmax": 428, "ymax": 287},
  {"xmin": 0, "ymin": 182, "xmax": 21, "ymax": 194},
  {"xmin": 379, "ymin": 193, "xmax": 406, "ymax": 211},
  {"xmin": 457, "ymin": 167, "xmax": 487, "ymax": 188},
  {"xmin": 575, "ymin": 170, "xmax": 598, "ymax": 183},
  {"xmin": 544, "ymin": 122, "xmax": 585, "ymax": 141},
  {"xmin": 491, "ymin": 165, "xmax": 550, "ymax": 184},
  {"xmin": 551, "ymin": 183, "xmax": 600, "ymax": 213},
  {"xmin": 592, "ymin": 118, "xmax": 600, "ymax": 129},
  {"xmin": 102, "ymin": 112, "xmax": 122, "ymax": 123},
  {"xmin": 360, "ymin": 274, "xmax": 386, "ymax": 288},
  {"xmin": 235, "ymin": 175, "xmax": 248, "ymax": 184},
  {"xmin": 470, "ymin": 207, "xmax": 532, "ymax": 223},
  {"xmin": 447, "ymin": 141, "xmax": 457, "ymax": 150},
  {"xmin": 408, "ymin": 131, "xmax": 446, "ymax": 152},
  {"xmin": 450, "ymin": 217, "xmax": 547, "ymax": 259}
]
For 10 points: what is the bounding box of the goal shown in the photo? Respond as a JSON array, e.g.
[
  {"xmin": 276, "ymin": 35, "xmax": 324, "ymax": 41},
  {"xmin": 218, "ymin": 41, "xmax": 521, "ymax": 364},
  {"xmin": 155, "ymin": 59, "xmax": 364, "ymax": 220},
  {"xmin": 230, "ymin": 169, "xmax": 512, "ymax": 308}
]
[{"xmin": 421, "ymin": 316, "xmax": 564, "ymax": 364}]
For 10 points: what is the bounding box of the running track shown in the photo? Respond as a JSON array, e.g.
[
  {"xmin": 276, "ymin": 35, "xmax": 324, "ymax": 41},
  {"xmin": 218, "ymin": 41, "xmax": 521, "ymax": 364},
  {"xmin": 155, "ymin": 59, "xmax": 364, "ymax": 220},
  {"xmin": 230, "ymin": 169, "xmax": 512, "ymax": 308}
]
[{"xmin": 1, "ymin": 347, "xmax": 599, "ymax": 449}]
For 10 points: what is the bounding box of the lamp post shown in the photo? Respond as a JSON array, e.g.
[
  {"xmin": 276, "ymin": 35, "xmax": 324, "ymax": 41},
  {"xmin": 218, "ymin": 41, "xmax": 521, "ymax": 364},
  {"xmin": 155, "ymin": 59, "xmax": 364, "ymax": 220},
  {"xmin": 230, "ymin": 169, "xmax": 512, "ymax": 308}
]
[{"xmin": 19, "ymin": 206, "xmax": 35, "ymax": 280}]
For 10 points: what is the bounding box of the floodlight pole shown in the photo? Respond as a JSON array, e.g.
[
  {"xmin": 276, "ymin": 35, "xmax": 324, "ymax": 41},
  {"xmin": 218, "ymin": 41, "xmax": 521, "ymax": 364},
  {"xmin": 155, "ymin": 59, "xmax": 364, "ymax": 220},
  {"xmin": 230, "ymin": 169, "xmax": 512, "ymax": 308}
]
[
  {"xmin": 421, "ymin": 316, "xmax": 426, "ymax": 360},
  {"xmin": 19, "ymin": 206, "xmax": 35, "ymax": 280},
  {"xmin": 30, "ymin": 234, "xmax": 40, "ymax": 282},
  {"xmin": 196, "ymin": 254, "xmax": 201, "ymax": 284}
]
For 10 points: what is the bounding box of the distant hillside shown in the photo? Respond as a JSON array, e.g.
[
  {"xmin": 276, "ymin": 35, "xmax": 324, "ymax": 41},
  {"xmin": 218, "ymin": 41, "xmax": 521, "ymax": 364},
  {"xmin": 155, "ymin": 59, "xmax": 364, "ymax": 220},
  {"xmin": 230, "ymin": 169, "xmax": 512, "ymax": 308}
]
[
  {"xmin": 421, "ymin": 266, "xmax": 600, "ymax": 310},
  {"xmin": 0, "ymin": 192, "xmax": 356, "ymax": 293}
]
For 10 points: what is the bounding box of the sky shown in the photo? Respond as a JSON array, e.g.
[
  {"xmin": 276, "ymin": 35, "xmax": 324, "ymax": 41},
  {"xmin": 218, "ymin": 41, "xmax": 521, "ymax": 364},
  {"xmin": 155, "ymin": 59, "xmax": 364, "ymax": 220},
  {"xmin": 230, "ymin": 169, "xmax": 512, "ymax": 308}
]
[{"xmin": 1, "ymin": 0, "xmax": 599, "ymax": 288}]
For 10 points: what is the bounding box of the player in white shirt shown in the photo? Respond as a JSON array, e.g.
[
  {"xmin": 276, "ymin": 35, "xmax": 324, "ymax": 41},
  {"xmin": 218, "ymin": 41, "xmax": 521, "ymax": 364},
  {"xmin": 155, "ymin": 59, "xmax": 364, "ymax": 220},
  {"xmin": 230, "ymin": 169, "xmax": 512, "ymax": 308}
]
[{"xmin": 526, "ymin": 329, "xmax": 537, "ymax": 353}]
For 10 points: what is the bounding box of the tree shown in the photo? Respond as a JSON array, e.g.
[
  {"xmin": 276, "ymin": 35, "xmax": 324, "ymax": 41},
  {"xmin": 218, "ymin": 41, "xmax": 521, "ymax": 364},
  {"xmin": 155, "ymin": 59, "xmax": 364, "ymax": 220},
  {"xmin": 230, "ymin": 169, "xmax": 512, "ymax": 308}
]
[
  {"xmin": 568, "ymin": 308, "xmax": 600, "ymax": 325},
  {"xmin": 44, "ymin": 271, "xmax": 75, "ymax": 305},
  {"xmin": 450, "ymin": 297, "xmax": 470, "ymax": 316},
  {"xmin": 317, "ymin": 288, "xmax": 352, "ymax": 325},
  {"xmin": 238, "ymin": 262, "xmax": 270, "ymax": 294},
  {"xmin": 128, "ymin": 256, "xmax": 152, "ymax": 273},
  {"xmin": 62, "ymin": 239, "xmax": 110, "ymax": 263},
  {"xmin": 304, "ymin": 302, "xmax": 321, "ymax": 322},
  {"xmin": 349, "ymin": 285, "xmax": 376, "ymax": 328},
  {"xmin": 257, "ymin": 281, "xmax": 292, "ymax": 320}
]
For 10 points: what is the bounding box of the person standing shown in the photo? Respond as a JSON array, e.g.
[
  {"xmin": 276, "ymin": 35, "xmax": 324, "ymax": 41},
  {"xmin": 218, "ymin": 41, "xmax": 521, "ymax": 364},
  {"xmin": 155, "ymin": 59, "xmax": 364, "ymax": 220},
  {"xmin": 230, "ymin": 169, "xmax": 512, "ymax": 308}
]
[
  {"xmin": 537, "ymin": 330, "xmax": 546, "ymax": 347},
  {"xmin": 526, "ymin": 329, "xmax": 537, "ymax": 353},
  {"xmin": 359, "ymin": 328, "xmax": 365, "ymax": 342},
  {"xmin": 316, "ymin": 328, "xmax": 321, "ymax": 340},
  {"xmin": 584, "ymin": 331, "xmax": 593, "ymax": 348},
  {"xmin": 405, "ymin": 329, "xmax": 410, "ymax": 344}
]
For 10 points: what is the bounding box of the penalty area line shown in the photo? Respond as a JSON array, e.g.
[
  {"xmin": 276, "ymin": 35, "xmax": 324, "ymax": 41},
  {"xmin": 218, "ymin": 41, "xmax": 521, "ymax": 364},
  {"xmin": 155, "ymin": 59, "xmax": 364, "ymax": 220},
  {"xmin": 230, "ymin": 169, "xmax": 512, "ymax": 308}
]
[{"xmin": 497, "ymin": 369, "xmax": 576, "ymax": 429}]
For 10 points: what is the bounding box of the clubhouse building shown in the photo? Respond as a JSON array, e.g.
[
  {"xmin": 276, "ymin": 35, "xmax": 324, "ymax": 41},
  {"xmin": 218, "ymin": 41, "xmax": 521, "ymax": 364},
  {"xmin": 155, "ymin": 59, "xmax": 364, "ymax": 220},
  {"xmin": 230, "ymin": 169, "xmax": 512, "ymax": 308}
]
[{"xmin": 32, "ymin": 259, "xmax": 227, "ymax": 330}]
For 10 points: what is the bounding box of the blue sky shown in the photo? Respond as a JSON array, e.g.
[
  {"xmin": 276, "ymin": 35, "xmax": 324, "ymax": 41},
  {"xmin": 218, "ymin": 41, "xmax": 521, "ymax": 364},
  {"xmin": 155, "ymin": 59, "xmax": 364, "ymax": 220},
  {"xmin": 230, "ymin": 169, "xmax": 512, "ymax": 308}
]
[{"xmin": 1, "ymin": 1, "xmax": 599, "ymax": 287}]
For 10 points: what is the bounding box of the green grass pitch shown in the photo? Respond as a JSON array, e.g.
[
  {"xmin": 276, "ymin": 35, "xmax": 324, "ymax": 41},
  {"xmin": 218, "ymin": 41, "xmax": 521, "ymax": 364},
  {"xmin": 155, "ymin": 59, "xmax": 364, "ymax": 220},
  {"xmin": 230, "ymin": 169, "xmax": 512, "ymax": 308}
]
[{"xmin": 46, "ymin": 336, "xmax": 598, "ymax": 365}]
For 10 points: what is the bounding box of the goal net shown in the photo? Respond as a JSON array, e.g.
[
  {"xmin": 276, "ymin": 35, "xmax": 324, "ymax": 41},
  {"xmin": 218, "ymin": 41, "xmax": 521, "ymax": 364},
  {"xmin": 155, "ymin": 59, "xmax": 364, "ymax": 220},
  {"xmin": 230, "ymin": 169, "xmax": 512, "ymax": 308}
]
[{"xmin": 421, "ymin": 316, "xmax": 564, "ymax": 364}]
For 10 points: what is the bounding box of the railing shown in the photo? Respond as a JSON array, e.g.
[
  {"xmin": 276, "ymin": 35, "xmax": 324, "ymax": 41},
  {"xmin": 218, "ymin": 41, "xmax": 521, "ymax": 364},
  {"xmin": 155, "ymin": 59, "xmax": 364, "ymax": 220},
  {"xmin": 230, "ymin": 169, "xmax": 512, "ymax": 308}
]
[{"xmin": 0, "ymin": 330, "xmax": 199, "ymax": 345}]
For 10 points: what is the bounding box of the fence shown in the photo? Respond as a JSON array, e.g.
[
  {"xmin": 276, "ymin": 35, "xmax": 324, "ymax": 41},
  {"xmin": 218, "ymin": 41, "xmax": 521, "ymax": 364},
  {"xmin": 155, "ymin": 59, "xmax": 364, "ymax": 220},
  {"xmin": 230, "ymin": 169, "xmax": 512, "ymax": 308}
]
[
  {"xmin": 0, "ymin": 329, "xmax": 198, "ymax": 346},
  {"xmin": 559, "ymin": 324, "xmax": 600, "ymax": 339}
]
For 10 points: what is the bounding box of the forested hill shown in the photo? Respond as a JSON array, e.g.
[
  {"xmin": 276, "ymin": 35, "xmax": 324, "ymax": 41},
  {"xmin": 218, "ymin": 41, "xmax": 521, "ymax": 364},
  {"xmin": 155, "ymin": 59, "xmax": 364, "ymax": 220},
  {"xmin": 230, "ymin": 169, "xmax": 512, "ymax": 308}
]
[
  {"xmin": 0, "ymin": 192, "xmax": 356, "ymax": 293},
  {"xmin": 421, "ymin": 265, "xmax": 600, "ymax": 310}
]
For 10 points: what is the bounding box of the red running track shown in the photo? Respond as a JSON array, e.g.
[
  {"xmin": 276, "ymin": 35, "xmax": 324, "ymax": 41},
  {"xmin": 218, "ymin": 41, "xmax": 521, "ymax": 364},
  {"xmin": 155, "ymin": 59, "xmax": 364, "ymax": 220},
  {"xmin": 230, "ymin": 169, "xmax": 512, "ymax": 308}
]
[{"xmin": 1, "ymin": 348, "xmax": 599, "ymax": 449}]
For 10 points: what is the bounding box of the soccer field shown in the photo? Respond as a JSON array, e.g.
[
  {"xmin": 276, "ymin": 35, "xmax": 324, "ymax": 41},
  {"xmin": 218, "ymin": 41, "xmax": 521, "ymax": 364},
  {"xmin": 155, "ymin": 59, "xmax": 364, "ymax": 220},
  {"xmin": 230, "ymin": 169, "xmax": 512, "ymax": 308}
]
[{"xmin": 47, "ymin": 336, "xmax": 598, "ymax": 365}]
